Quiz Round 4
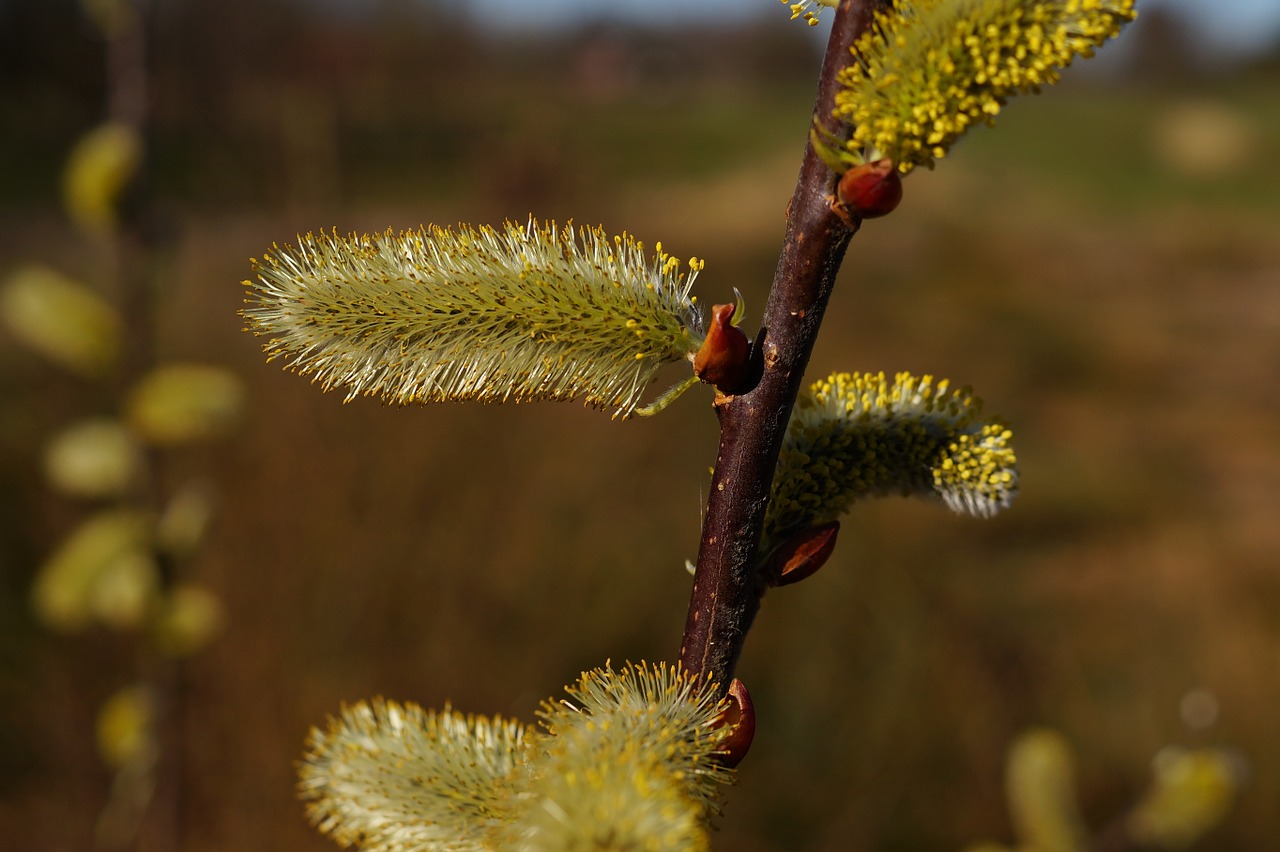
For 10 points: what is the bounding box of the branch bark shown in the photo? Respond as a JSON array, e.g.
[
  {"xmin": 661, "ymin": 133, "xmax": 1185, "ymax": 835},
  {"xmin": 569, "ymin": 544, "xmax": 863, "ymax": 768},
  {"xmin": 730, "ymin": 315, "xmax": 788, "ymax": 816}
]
[{"xmin": 679, "ymin": 0, "xmax": 882, "ymax": 687}]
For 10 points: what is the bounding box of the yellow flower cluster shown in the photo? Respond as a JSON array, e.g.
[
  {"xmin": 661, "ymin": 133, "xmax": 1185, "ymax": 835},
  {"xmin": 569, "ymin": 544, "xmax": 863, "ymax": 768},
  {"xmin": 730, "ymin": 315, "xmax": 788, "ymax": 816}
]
[
  {"xmin": 299, "ymin": 662, "xmax": 735, "ymax": 852},
  {"xmin": 764, "ymin": 371, "xmax": 1018, "ymax": 554},
  {"xmin": 833, "ymin": 0, "xmax": 1136, "ymax": 172},
  {"xmin": 301, "ymin": 700, "xmax": 526, "ymax": 851},
  {"xmin": 523, "ymin": 663, "xmax": 734, "ymax": 850},
  {"xmin": 243, "ymin": 219, "xmax": 706, "ymax": 418}
]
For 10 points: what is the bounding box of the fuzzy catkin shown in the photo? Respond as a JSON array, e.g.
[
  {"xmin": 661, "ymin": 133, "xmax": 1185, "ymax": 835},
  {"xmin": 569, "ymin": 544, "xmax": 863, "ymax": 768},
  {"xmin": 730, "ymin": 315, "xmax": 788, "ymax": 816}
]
[
  {"xmin": 299, "ymin": 700, "xmax": 526, "ymax": 852},
  {"xmin": 243, "ymin": 220, "xmax": 705, "ymax": 418},
  {"xmin": 764, "ymin": 371, "xmax": 1018, "ymax": 554},
  {"xmin": 297, "ymin": 663, "xmax": 736, "ymax": 852},
  {"xmin": 833, "ymin": 0, "xmax": 1136, "ymax": 172}
]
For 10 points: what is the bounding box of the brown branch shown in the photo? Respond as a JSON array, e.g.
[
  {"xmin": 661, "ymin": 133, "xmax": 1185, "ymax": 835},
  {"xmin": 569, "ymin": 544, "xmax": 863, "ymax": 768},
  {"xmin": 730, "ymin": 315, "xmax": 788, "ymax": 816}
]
[{"xmin": 678, "ymin": 0, "xmax": 882, "ymax": 687}]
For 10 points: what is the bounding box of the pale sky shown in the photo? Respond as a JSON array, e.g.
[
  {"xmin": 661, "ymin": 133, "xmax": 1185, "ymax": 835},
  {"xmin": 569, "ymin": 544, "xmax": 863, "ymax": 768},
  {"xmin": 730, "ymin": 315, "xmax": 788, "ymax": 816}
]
[{"xmin": 461, "ymin": 0, "xmax": 1280, "ymax": 58}]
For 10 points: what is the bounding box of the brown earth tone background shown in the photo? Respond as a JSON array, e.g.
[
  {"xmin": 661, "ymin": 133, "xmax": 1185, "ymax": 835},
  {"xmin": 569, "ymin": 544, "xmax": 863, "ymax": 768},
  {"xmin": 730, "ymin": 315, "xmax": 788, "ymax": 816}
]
[{"xmin": 2, "ymin": 2, "xmax": 1278, "ymax": 849}]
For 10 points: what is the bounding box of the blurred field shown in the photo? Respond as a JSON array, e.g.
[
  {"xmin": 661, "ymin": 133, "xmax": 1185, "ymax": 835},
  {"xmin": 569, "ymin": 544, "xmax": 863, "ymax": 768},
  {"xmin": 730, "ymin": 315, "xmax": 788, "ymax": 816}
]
[{"xmin": 2, "ymin": 4, "xmax": 1279, "ymax": 850}]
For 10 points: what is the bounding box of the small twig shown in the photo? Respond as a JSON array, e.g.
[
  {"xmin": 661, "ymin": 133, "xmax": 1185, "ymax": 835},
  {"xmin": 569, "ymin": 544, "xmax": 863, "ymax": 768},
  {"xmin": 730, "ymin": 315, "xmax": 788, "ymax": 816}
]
[{"xmin": 679, "ymin": 0, "xmax": 883, "ymax": 687}]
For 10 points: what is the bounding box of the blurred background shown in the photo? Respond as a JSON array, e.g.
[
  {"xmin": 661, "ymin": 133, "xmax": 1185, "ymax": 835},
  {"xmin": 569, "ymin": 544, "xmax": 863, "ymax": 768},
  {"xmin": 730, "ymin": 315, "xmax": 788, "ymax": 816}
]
[{"xmin": 1, "ymin": 0, "xmax": 1277, "ymax": 849}]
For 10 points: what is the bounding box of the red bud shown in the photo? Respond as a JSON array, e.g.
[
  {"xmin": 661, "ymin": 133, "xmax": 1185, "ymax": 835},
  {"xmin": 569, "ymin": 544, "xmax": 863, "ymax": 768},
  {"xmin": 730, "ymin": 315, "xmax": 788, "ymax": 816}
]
[
  {"xmin": 714, "ymin": 678, "xmax": 756, "ymax": 768},
  {"xmin": 768, "ymin": 521, "xmax": 839, "ymax": 587},
  {"xmin": 693, "ymin": 303, "xmax": 750, "ymax": 394},
  {"xmin": 836, "ymin": 159, "xmax": 902, "ymax": 220}
]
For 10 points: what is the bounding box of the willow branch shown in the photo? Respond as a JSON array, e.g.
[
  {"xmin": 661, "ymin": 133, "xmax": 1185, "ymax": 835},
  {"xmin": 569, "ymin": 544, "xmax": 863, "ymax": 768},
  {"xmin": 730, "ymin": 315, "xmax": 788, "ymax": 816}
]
[{"xmin": 679, "ymin": 0, "xmax": 881, "ymax": 687}]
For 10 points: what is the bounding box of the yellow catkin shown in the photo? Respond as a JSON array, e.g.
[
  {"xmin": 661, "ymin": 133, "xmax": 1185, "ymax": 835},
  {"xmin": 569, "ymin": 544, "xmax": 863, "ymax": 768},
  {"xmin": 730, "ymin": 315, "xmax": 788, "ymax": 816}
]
[
  {"xmin": 298, "ymin": 662, "xmax": 735, "ymax": 852},
  {"xmin": 243, "ymin": 219, "xmax": 705, "ymax": 418},
  {"xmin": 512, "ymin": 662, "xmax": 733, "ymax": 850},
  {"xmin": 300, "ymin": 699, "xmax": 527, "ymax": 852},
  {"xmin": 764, "ymin": 371, "xmax": 1018, "ymax": 553},
  {"xmin": 832, "ymin": 0, "xmax": 1136, "ymax": 172}
]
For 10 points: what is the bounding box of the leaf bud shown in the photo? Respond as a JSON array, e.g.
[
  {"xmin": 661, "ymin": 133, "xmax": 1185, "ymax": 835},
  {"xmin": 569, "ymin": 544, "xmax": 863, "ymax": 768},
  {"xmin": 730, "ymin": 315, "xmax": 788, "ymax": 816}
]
[
  {"xmin": 715, "ymin": 678, "xmax": 756, "ymax": 768},
  {"xmin": 692, "ymin": 303, "xmax": 750, "ymax": 394},
  {"xmin": 836, "ymin": 159, "xmax": 903, "ymax": 221},
  {"xmin": 768, "ymin": 521, "xmax": 840, "ymax": 587}
]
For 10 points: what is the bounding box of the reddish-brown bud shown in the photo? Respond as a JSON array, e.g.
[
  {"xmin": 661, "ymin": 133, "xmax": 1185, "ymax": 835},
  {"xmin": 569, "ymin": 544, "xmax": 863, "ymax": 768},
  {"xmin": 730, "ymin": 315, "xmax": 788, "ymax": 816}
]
[
  {"xmin": 714, "ymin": 678, "xmax": 756, "ymax": 768},
  {"xmin": 836, "ymin": 159, "xmax": 902, "ymax": 220},
  {"xmin": 693, "ymin": 303, "xmax": 750, "ymax": 394},
  {"xmin": 768, "ymin": 521, "xmax": 839, "ymax": 587}
]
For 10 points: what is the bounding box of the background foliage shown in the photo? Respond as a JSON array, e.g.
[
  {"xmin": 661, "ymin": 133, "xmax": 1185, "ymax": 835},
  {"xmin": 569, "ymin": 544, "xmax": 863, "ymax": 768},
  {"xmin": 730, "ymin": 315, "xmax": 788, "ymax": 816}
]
[{"xmin": 1, "ymin": 1, "xmax": 1278, "ymax": 848}]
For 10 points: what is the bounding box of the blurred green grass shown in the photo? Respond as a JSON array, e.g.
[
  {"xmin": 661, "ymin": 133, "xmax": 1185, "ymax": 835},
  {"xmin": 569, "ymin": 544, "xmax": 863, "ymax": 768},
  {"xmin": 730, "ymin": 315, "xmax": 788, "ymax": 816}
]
[
  {"xmin": 957, "ymin": 72, "xmax": 1280, "ymax": 215},
  {"xmin": 2, "ymin": 12, "xmax": 1279, "ymax": 851}
]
